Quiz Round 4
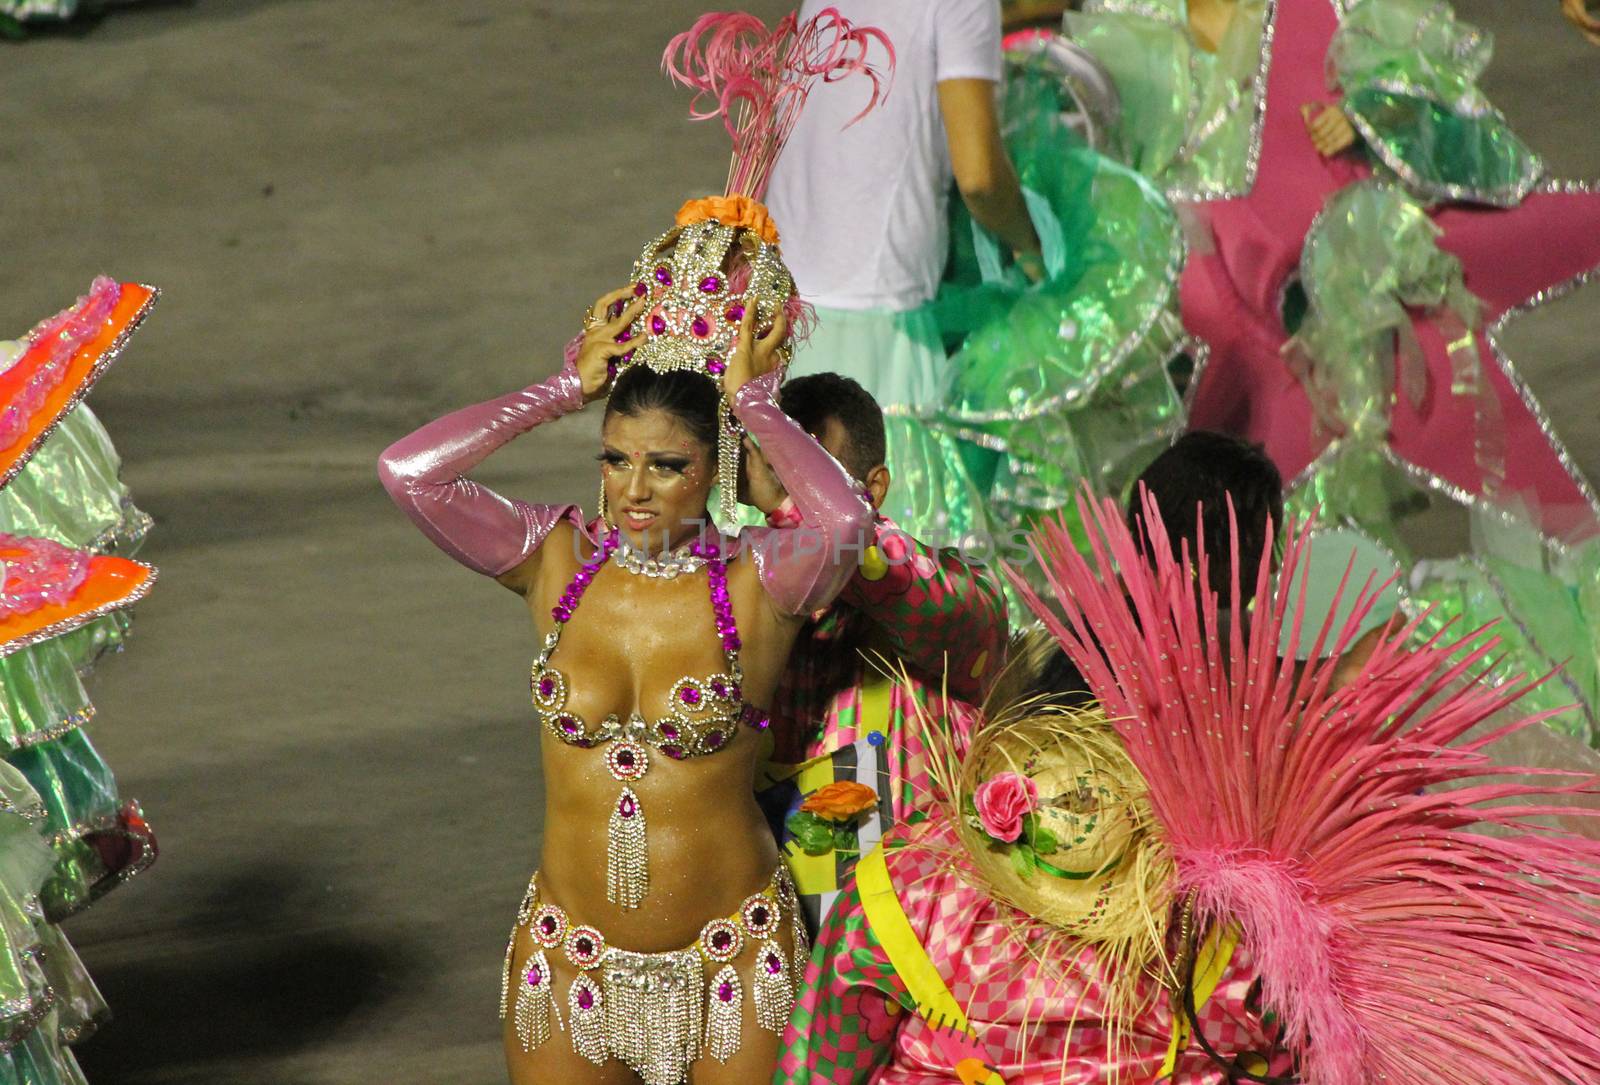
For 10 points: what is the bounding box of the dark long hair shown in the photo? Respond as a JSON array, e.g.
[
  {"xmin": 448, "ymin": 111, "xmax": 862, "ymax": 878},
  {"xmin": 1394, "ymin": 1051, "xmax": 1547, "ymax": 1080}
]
[{"xmin": 602, "ymin": 367, "xmax": 721, "ymax": 454}]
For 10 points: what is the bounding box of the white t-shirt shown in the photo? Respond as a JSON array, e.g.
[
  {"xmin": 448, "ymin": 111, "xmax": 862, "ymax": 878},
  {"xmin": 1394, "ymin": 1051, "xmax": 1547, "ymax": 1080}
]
[{"xmin": 765, "ymin": 0, "xmax": 1003, "ymax": 313}]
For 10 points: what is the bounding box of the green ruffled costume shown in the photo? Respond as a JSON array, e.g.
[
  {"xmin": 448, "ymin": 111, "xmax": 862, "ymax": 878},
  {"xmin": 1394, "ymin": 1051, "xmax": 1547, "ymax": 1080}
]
[
  {"xmin": 0, "ymin": 767, "xmax": 100, "ymax": 1084},
  {"xmin": 0, "ymin": 403, "xmax": 154, "ymax": 918},
  {"xmin": 1066, "ymin": 0, "xmax": 1268, "ymax": 199},
  {"xmin": 0, "ymin": 321, "xmax": 156, "ymax": 1078},
  {"xmin": 1329, "ymin": 0, "xmax": 1543, "ymax": 207},
  {"xmin": 0, "ymin": 1, "xmax": 143, "ymax": 34},
  {"xmin": 926, "ymin": 42, "xmax": 1187, "ymax": 594}
]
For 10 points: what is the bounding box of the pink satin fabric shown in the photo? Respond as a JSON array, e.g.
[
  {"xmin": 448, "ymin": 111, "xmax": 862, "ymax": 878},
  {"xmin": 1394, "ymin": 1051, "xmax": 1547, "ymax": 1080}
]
[{"xmin": 378, "ymin": 364, "xmax": 872, "ymax": 610}]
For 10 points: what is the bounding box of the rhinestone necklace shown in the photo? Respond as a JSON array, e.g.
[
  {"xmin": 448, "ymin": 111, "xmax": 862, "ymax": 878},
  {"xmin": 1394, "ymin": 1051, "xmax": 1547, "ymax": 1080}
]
[{"xmin": 613, "ymin": 536, "xmax": 712, "ymax": 579}]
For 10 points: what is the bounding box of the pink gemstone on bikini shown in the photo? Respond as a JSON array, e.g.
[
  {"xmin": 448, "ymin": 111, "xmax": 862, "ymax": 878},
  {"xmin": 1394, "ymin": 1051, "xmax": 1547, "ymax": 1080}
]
[
  {"xmin": 725, "ymin": 304, "xmax": 745, "ymax": 322},
  {"xmin": 620, "ymin": 349, "xmax": 635, "ymax": 364},
  {"xmin": 711, "ymin": 930, "xmax": 733, "ymax": 951},
  {"xmin": 526, "ymin": 965, "xmax": 542, "ymax": 986},
  {"xmin": 717, "ymin": 980, "xmax": 735, "ymax": 1002},
  {"xmin": 540, "ymin": 916, "xmax": 558, "ymax": 935},
  {"xmin": 619, "ymin": 795, "xmax": 636, "ymax": 818},
  {"xmin": 764, "ymin": 953, "xmax": 782, "ymax": 974},
  {"xmin": 729, "ymin": 683, "xmax": 742, "ymax": 699},
  {"xmin": 559, "ymin": 717, "xmax": 578, "ymax": 733},
  {"xmin": 538, "ymin": 677, "xmax": 555, "ymax": 698},
  {"xmin": 680, "ymin": 687, "xmax": 702, "ymax": 706},
  {"xmin": 634, "ymin": 281, "xmax": 648, "ymax": 297},
  {"xmin": 577, "ymin": 988, "xmax": 595, "ymax": 1010},
  {"xmin": 654, "ymin": 266, "xmax": 672, "ymax": 285},
  {"xmin": 617, "ymin": 328, "xmax": 632, "ymax": 343},
  {"xmin": 662, "ymin": 745, "xmax": 685, "ymax": 760},
  {"xmin": 691, "ymin": 317, "xmax": 710, "ymax": 338},
  {"xmin": 699, "ymin": 276, "xmax": 722, "ymax": 293},
  {"xmin": 709, "ymin": 680, "xmax": 727, "ymax": 697},
  {"xmin": 650, "ymin": 314, "xmax": 667, "ymax": 335},
  {"xmin": 704, "ymin": 730, "xmax": 725, "ymax": 749},
  {"xmin": 576, "ymin": 936, "xmax": 593, "ymax": 954},
  {"xmin": 617, "ymin": 749, "xmax": 635, "ymax": 768},
  {"xmin": 607, "ymin": 299, "xmax": 625, "ymax": 319},
  {"xmin": 751, "ymin": 905, "xmax": 769, "ymax": 926},
  {"xmin": 660, "ymin": 723, "xmax": 679, "ymax": 740}
]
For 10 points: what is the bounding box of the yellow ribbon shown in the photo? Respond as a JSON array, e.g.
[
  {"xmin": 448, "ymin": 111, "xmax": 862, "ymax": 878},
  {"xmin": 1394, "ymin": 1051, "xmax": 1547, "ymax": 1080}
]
[{"xmin": 1159, "ymin": 924, "xmax": 1240, "ymax": 1076}]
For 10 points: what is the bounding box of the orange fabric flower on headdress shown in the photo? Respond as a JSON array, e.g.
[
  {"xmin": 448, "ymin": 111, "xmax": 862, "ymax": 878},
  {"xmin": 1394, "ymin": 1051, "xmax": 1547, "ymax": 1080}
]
[
  {"xmin": 799, "ymin": 780, "xmax": 878, "ymax": 822},
  {"xmin": 675, "ymin": 195, "xmax": 781, "ymax": 246}
]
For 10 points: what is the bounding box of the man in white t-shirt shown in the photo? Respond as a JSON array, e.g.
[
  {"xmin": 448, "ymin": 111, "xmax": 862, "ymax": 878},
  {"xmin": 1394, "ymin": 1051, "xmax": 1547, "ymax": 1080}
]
[{"xmin": 766, "ymin": 0, "xmax": 1037, "ymax": 537}]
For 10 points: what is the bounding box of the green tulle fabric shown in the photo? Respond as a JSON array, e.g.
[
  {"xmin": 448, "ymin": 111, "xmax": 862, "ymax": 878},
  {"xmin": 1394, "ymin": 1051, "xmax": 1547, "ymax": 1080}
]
[
  {"xmin": 931, "ymin": 51, "xmax": 1186, "ymax": 562},
  {"xmin": 1330, "ymin": 0, "xmax": 1543, "ymax": 206},
  {"xmin": 1288, "ymin": 444, "xmax": 1600, "ymax": 747},
  {"xmin": 1065, "ymin": 0, "xmax": 1267, "ymax": 198},
  {"xmin": 1292, "ymin": 180, "xmax": 1479, "ymax": 444}
]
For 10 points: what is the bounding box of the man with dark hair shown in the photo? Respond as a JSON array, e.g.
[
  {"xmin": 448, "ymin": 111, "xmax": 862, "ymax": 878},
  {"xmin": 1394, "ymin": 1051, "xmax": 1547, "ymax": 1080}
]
[
  {"xmin": 772, "ymin": 372, "xmax": 889, "ymax": 488},
  {"xmin": 742, "ymin": 372, "xmax": 1008, "ymax": 932},
  {"xmin": 1128, "ymin": 429, "xmax": 1388, "ymax": 686},
  {"xmin": 1126, "ymin": 430, "xmax": 1284, "ymax": 600}
]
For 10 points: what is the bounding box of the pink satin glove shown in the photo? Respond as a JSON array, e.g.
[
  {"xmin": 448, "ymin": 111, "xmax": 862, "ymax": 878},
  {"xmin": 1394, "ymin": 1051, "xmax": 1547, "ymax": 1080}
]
[
  {"xmin": 733, "ymin": 371, "xmax": 873, "ymax": 616},
  {"xmin": 378, "ymin": 361, "xmax": 587, "ymax": 577}
]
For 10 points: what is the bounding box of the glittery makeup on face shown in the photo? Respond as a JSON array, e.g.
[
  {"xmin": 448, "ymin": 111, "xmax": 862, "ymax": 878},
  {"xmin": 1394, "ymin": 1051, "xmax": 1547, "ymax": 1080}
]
[{"xmin": 600, "ymin": 409, "xmax": 716, "ymax": 551}]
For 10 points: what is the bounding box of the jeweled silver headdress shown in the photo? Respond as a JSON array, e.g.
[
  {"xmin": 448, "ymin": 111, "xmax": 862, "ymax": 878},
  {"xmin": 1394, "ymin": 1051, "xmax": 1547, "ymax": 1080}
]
[{"xmin": 598, "ymin": 9, "xmax": 893, "ymax": 524}]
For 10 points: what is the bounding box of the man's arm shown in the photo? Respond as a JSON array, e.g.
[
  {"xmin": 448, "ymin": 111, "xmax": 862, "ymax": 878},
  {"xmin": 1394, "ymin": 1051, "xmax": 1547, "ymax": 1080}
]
[{"xmin": 939, "ymin": 78, "xmax": 1040, "ymax": 260}]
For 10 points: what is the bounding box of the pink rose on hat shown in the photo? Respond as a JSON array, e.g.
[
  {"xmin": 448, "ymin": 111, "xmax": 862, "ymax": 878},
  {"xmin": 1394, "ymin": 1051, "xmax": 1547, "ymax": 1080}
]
[{"xmin": 973, "ymin": 771, "xmax": 1038, "ymax": 843}]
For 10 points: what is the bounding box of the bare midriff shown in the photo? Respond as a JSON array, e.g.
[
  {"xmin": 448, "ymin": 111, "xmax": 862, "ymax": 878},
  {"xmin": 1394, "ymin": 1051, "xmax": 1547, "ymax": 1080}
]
[{"xmin": 525, "ymin": 527, "xmax": 797, "ymax": 953}]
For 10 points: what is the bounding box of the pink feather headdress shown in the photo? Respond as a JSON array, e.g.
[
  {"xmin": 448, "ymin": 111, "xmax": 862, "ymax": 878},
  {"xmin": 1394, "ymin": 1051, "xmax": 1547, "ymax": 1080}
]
[
  {"xmin": 1010, "ymin": 489, "xmax": 1600, "ymax": 1083},
  {"xmin": 664, "ymin": 8, "xmax": 893, "ymax": 203}
]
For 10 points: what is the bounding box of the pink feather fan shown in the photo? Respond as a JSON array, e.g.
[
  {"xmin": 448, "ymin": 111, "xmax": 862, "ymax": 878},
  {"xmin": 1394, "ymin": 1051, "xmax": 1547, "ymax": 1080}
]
[
  {"xmin": 663, "ymin": 8, "xmax": 893, "ymax": 201},
  {"xmin": 1008, "ymin": 488, "xmax": 1600, "ymax": 1084}
]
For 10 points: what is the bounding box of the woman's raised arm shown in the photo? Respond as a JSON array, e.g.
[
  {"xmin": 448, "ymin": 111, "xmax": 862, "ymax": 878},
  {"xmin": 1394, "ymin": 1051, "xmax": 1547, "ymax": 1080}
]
[
  {"xmin": 730, "ymin": 374, "xmax": 874, "ymax": 616},
  {"xmin": 378, "ymin": 289, "xmax": 644, "ymax": 584}
]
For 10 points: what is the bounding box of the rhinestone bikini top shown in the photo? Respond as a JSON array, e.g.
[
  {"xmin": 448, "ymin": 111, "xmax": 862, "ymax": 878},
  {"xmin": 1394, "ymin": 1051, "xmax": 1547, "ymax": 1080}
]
[{"xmin": 530, "ymin": 529, "xmax": 770, "ymax": 760}]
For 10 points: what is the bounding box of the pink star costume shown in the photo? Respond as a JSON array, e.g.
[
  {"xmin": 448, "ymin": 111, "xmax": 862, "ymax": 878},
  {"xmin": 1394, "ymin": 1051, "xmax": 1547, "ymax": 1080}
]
[
  {"xmin": 1180, "ymin": 0, "xmax": 1600, "ymax": 743},
  {"xmin": 1186, "ymin": 0, "xmax": 1600, "ymax": 531}
]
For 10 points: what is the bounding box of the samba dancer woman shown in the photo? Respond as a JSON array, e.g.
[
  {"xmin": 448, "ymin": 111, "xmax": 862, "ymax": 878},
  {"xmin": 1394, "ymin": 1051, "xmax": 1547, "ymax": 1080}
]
[{"xmin": 380, "ymin": 14, "xmax": 887, "ymax": 1082}]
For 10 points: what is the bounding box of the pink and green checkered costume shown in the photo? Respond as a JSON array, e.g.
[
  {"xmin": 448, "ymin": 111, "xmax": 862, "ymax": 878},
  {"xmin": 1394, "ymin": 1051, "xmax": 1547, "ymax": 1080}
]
[
  {"xmin": 764, "ymin": 518, "xmax": 1007, "ymax": 930},
  {"xmin": 776, "ymin": 820, "xmax": 1293, "ymax": 1084}
]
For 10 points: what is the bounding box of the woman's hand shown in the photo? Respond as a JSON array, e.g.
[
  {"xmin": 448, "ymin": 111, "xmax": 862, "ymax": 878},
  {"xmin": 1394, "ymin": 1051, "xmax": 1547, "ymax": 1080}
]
[
  {"xmin": 1564, "ymin": 0, "xmax": 1600, "ymax": 45},
  {"xmin": 575, "ymin": 287, "xmax": 649, "ymax": 403},
  {"xmin": 738, "ymin": 435, "xmax": 789, "ymax": 513},
  {"xmin": 1302, "ymin": 103, "xmax": 1358, "ymax": 158},
  {"xmin": 722, "ymin": 295, "xmax": 788, "ymax": 399}
]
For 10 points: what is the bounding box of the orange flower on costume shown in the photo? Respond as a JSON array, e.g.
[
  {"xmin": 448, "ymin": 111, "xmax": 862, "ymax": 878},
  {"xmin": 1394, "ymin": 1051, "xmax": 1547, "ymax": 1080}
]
[
  {"xmin": 800, "ymin": 781, "xmax": 878, "ymax": 823},
  {"xmin": 675, "ymin": 195, "xmax": 782, "ymax": 246}
]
